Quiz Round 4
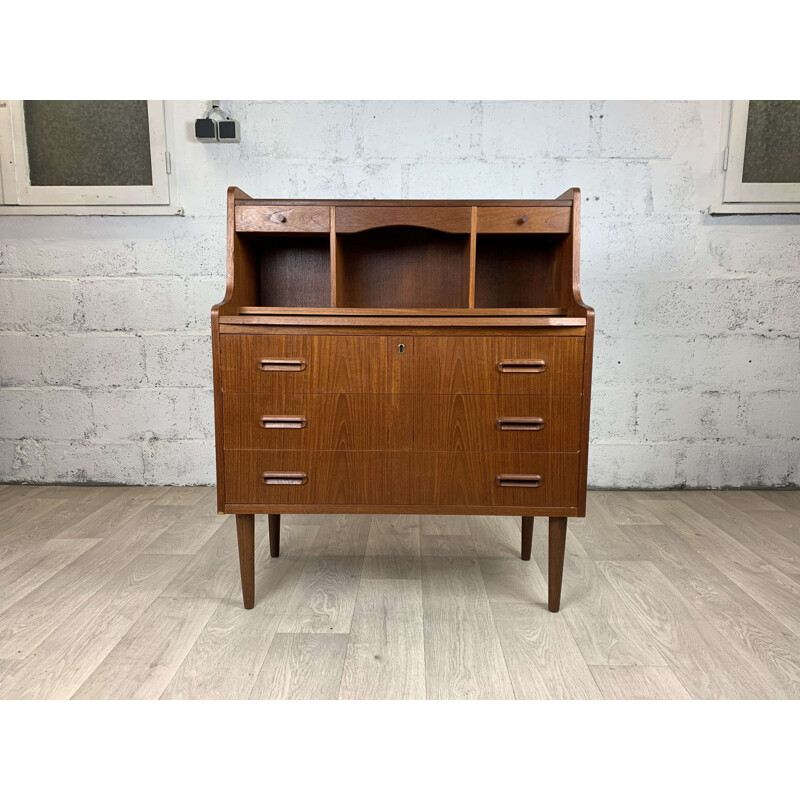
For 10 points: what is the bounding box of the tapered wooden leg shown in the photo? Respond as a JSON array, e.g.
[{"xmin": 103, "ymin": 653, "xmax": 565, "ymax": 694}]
[
  {"xmin": 268, "ymin": 513, "xmax": 280, "ymax": 558},
  {"xmin": 521, "ymin": 516, "xmax": 534, "ymax": 561},
  {"xmin": 548, "ymin": 517, "xmax": 567, "ymax": 612},
  {"xmin": 236, "ymin": 514, "xmax": 255, "ymax": 609}
]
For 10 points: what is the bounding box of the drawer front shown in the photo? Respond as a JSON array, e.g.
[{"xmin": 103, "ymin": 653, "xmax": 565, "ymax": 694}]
[
  {"xmin": 335, "ymin": 206, "xmax": 471, "ymax": 233},
  {"xmin": 224, "ymin": 450, "xmax": 401, "ymax": 505},
  {"xmin": 413, "ymin": 452, "xmax": 579, "ymax": 508},
  {"xmin": 417, "ymin": 394, "xmax": 581, "ymax": 452},
  {"xmin": 223, "ymin": 393, "xmax": 414, "ymax": 451},
  {"xmin": 221, "ymin": 335, "xmax": 387, "ymax": 393},
  {"xmin": 476, "ymin": 206, "xmax": 570, "ymax": 234},
  {"xmin": 225, "ymin": 450, "xmax": 578, "ymax": 508},
  {"xmin": 223, "ymin": 393, "xmax": 580, "ymax": 452},
  {"xmin": 235, "ymin": 205, "xmax": 330, "ymax": 233},
  {"xmin": 392, "ymin": 336, "xmax": 584, "ymax": 395}
]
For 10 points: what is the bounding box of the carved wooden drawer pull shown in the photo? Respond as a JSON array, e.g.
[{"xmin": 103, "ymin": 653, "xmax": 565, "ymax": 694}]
[
  {"xmin": 496, "ymin": 474, "xmax": 542, "ymax": 488},
  {"xmin": 262, "ymin": 471, "xmax": 307, "ymax": 486},
  {"xmin": 260, "ymin": 415, "xmax": 307, "ymax": 429},
  {"xmin": 496, "ymin": 417, "xmax": 545, "ymax": 431},
  {"xmin": 259, "ymin": 358, "xmax": 306, "ymax": 372},
  {"xmin": 497, "ymin": 359, "xmax": 546, "ymax": 373}
]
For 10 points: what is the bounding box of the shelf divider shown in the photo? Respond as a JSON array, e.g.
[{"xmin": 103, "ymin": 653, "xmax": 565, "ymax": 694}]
[{"xmin": 468, "ymin": 206, "xmax": 477, "ymax": 308}]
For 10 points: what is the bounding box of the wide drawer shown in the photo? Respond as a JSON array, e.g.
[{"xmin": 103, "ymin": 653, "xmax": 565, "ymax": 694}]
[
  {"xmin": 224, "ymin": 450, "xmax": 400, "ymax": 505},
  {"xmin": 224, "ymin": 450, "xmax": 579, "ymax": 508},
  {"xmin": 235, "ymin": 205, "xmax": 330, "ymax": 233},
  {"xmin": 417, "ymin": 394, "xmax": 582, "ymax": 452},
  {"xmin": 222, "ymin": 334, "xmax": 584, "ymax": 396},
  {"xmin": 476, "ymin": 206, "xmax": 571, "ymax": 234},
  {"xmin": 223, "ymin": 393, "xmax": 414, "ymax": 450},
  {"xmin": 221, "ymin": 335, "xmax": 387, "ymax": 393},
  {"xmin": 223, "ymin": 393, "xmax": 581, "ymax": 452},
  {"xmin": 414, "ymin": 451, "xmax": 580, "ymax": 507},
  {"xmin": 391, "ymin": 335, "xmax": 584, "ymax": 395}
]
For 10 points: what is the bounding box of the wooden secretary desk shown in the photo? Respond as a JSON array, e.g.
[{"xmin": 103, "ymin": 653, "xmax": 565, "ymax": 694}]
[{"xmin": 212, "ymin": 188, "xmax": 594, "ymax": 612}]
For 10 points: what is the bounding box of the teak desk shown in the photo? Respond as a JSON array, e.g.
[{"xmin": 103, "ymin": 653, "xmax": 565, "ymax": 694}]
[{"xmin": 212, "ymin": 189, "xmax": 594, "ymax": 612}]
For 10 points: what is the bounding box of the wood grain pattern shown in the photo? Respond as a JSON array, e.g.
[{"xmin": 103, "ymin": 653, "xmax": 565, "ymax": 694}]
[
  {"xmin": 0, "ymin": 504, "xmax": 185, "ymax": 659},
  {"xmin": 0, "ymin": 538, "xmax": 99, "ymax": 615},
  {"xmin": 362, "ymin": 514, "xmax": 421, "ymax": 580},
  {"xmin": 73, "ymin": 597, "xmax": 220, "ymax": 700},
  {"xmin": 276, "ymin": 515, "xmax": 371, "ymax": 633},
  {"xmin": 223, "ymin": 392, "xmax": 581, "ymax": 452},
  {"xmin": 144, "ymin": 491, "xmax": 228, "ymax": 555},
  {"xmin": 334, "ymin": 206, "xmax": 471, "ymax": 234},
  {"xmin": 221, "ymin": 334, "xmax": 387, "ymax": 394},
  {"xmin": 391, "ymin": 335, "xmax": 584, "ymax": 395},
  {"xmin": 651, "ymin": 497, "xmax": 800, "ymax": 637},
  {"xmin": 221, "ymin": 317, "xmax": 586, "ymax": 329},
  {"xmin": 411, "ymin": 452, "xmax": 580, "ymax": 508},
  {"xmin": 250, "ymin": 633, "xmax": 349, "ymax": 699},
  {"xmin": 225, "ymin": 450, "xmax": 579, "ymax": 509},
  {"xmin": 589, "ymin": 666, "xmax": 691, "ymax": 700},
  {"xmin": 2, "ymin": 486, "xmax": 800, "ymax": 700},
  {"xmin": 421, "ymin": 554, "xmax": 515, "ymax": 699},
  {"xmin": 213, "ymin": 187, "xmax": 256, "ymax": 510},
  {"xmin": 548, "ymin": 556, "xmax": 668, "ymax": 667},
  {"xmin": 223, "ymin": 392, "xmax": 414, "ymax": 451},
  {"xmin": 256, "ymin": 235, "xmax": 331, "ymax": 308},
  {"xmin": 492, "ymin": 602, "xmax": 602, "ymax": 699},
  {"xmin": 162, "ymin": 521, "xmax": 320, "ymax": 699},
  {"xmin": 476, "ymin": 206, "xmax": 571, "ymax": 234},
  {"xmin": 237, "ymin": 199, "xmax": 573, "ymax": 208},
  {"xmin": 0, "ymin": 553, "xmax": 188, "ymax": 699},
  {"xmin": 235, "ymin": 205, "xmax": 330, "ymax": 233},
  {"xmin": 339, "ymin": 579, "xmax": 425, "ymax": 699},
  {"xmin": 597, "ymin": 559, "xmax": 779, "ymax": 699},
  {"xmin": 338, "ymin": 227, "xmax": 470, "ymax": 308}
]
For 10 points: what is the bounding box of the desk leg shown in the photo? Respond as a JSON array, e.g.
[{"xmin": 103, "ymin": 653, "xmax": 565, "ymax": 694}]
[
  {"xmin": 548, "ymin": 517, "xmax": 567, "ymax": 612},
  {"xmin": 268, "ymin": 513, "xmax": 280, "ymax": 558},
  {"xmin": 236, "ymin": 514, "xmax": 255, "ymax": 609},
  {"xmin": 521, "ymin": 516, "xmax": 534, "ymax": 561}
]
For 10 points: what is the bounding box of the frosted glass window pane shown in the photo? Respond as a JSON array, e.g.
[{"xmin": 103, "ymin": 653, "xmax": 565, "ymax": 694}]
[
  {"xmin": 742, "ymin": 100, "xmax": 800, "ymax": 184},
  {"xmin": 23, "ymin": 101, "xmax": 153, "ymax": 187}
]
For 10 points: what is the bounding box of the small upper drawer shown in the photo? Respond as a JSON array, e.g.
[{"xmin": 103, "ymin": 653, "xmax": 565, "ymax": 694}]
[
  {"xmin": 235, "ymin": 205, "xmax": 330, "ymax": 233},
  {"xmin": 476, "ymin": 206, "xmax": 570, "ymax": 234}
]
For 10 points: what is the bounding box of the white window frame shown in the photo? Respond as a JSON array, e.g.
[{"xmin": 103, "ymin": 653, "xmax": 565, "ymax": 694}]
[
  {"xmin": 712, "ymin": 100, "xmax": 800, "ymax": 214},
  {"xmin": 0, "ymin": 100, "xmax": 182, "ymax": 216}
]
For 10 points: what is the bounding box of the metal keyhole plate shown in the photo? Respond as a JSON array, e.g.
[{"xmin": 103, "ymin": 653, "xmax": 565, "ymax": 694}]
[{"xmin": 398, "ymin": 343, "xmax": 405, "ymax": 354}]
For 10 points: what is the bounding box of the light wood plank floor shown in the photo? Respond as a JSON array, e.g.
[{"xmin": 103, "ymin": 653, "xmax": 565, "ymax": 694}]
[{"xmin": 1, "ymin": 485, "xmax": 799, "ymax": 700}]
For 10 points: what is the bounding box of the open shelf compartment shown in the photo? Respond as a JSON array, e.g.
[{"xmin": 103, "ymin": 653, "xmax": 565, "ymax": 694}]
[
  {"xmin": 474, "ymin": 233, "xmax": 569, "ymax": 309},
  {"xmin": 239, "ymin": 232, "xmax": 331, "ymax": 308},
  {"xmin": 335, "ymin": 226, "xmax": 471, "ymax": 309}
]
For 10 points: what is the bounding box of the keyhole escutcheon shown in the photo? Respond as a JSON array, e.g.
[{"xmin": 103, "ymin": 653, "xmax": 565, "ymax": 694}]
[{"xmin": 398, "ymin": 343, "xmax": 405, "ymax": 354}]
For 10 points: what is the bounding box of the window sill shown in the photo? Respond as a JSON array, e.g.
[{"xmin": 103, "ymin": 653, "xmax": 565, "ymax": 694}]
[
  {"xmin": 709, "ymin": 202, "xmax": 800, "ymax": 215},
  {"xmin": 0, "ymin": 205, "xmax": 185, "ymax": 216}
]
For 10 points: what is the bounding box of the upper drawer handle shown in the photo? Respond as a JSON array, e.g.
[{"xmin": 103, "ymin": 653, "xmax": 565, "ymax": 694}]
[
  {"xmin": 260, "ymin": 415, "xmax": 307, "ymax": 429},
  {"xmin": 496, "ymin": 417, "xmax": 545, "ymax": 432},
  {"xmin": 497, "ymin": 359, "xmax": 546, "ymax": 374},
  {"xmin": 271, "ymin": 212, "xmax": 287, "ymax": 223},
  {"xmin": 259, "ymin": 358, "xmax": 307, "ymax": 372},
  {"xmin": 262, "ymin": 471, "xmax": 307, "ymax": 486},
  {"xmin": 496, "ymin": 474, "xmax": 542, "ymax": 489},
  {"xmin": 520, "ymin": 215, "xmax": 529, "ymax": 224}
]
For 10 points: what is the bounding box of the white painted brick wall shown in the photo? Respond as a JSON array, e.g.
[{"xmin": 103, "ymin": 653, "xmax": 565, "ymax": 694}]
[{"xmin": 1, "ymin": 100, "xmax": 798, "ymax": 487}]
